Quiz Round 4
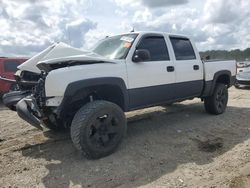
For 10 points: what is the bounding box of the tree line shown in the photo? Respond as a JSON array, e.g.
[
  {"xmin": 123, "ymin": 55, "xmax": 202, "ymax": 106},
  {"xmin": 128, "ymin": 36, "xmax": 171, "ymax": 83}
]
[{"xmin": 200, "ymin": 48, "xmax": 250, "ymax": 61}]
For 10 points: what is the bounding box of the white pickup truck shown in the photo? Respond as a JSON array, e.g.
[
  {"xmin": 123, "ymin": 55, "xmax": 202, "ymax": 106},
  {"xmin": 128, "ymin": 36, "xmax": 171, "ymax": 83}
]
[{"xmin": 2, "ymin": 31, "xmax": 236, "ymax": 159}]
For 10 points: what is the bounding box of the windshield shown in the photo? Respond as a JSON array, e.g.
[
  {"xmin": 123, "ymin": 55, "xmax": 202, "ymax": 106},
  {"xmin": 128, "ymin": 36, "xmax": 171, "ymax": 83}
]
[{"xmin": 93, "ymin": 34, "xmax": 138, "ymax": 60}]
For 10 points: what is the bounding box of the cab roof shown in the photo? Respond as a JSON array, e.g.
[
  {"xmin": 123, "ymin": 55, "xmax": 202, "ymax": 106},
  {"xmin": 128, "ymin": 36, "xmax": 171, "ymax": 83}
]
[{"xmin": 115, "ymin": 31, "xmax": 190, "ymax": 39}]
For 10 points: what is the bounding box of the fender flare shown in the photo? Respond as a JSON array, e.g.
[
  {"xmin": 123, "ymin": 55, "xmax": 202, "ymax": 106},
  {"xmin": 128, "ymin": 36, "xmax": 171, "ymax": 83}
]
[
  {"xmin": 56, "ymin": 77, "xmax": 129, "ymax": 119},
  {"xmin": 209, "ymin": 70, "xmax": 232, "ymax": 95}
]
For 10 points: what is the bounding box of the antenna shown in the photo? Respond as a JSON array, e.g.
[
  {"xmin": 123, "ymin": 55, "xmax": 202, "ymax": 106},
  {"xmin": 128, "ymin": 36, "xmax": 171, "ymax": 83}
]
[{"xmin": 130, "ymin": 27, "xmax": 135, "ymax": 32}]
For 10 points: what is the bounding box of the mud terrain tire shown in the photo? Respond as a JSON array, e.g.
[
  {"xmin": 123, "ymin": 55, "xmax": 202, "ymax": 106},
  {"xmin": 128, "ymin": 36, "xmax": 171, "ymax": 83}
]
[
  {"xmin": 71, "ymin": 100, "xmax": 127, "ymax": 159},
  {"xmin": 204, "ymin": 83, "xmax": 228, "ymax": 115}
]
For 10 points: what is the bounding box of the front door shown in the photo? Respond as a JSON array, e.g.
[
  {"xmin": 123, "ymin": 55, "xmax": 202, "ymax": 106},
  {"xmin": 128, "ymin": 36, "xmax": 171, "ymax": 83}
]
[{"xmin": 126, "ymin": 34, "xmax": 176, "ymax": 109}]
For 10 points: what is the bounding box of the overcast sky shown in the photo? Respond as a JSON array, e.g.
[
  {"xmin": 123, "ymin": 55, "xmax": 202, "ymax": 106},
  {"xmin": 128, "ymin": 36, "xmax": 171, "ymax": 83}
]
[{"xmin": 0, "ymin": 0, "xmax": 250, "ymax": 56}]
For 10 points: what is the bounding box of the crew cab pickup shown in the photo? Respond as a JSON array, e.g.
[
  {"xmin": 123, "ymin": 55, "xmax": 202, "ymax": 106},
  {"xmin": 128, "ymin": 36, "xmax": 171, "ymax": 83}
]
[{"xmin": 2, "ymin": 31, "xmax": 236, "ymax": 159}]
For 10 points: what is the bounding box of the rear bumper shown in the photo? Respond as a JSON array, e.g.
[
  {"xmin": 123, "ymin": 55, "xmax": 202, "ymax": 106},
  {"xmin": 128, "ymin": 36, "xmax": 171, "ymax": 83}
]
[{"xmin": 16, "ymin": 97, "xmax": 43, "ymax": 130}]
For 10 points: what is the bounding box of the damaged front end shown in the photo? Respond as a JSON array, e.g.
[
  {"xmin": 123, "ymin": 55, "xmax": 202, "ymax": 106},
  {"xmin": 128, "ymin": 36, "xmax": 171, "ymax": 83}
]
[
  {"xmin": 2, "ymin": 42, "xmax": 115, "ymax": 130},
  {"xmin": 1, "ymin": 70, "xmax": 40, "ymax": 110},
  {"xmin": 18, "ymin": 71, "xmax": 49, "ymax": 129},
  {"xmin": 1, "ymin": 42, "xmax": 86, "ymax": 129},
  {"xmin": 16, "ymin": 96, "xmax": 43, "ymax": 130},
  {"xmin": 10, "ymin": 72, "xmax": 47, "ymax": 130}
]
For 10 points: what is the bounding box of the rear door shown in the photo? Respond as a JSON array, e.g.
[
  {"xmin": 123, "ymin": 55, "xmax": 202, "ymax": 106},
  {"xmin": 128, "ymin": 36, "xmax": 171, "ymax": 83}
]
[
  {"xmin": 169, "ymin": 36, "xmax": 203, "ymax": 98},
  {"xmin": 126, "ymin": 34, "xmax": 176, "ymax": 109}
]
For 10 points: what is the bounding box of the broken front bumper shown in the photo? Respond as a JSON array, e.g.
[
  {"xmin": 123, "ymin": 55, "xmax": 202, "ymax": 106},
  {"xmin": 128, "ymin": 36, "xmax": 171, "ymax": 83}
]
[
  {"xmin": 2, "ymin": 91, "xmax": 30, "ymax": 110},
  {"xmin": 16, "ymin": 97, "xmax": 43, "ymax": 130}
]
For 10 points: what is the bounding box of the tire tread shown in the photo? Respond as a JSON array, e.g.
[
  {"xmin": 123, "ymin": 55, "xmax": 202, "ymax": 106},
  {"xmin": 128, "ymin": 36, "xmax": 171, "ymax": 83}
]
[
  {"xmin": 204, "ymin": 83, "xmax": 228, "ymax": 115},
  {"xmin": 70, "ymin": 100, "xmax": 126, "ymax": 159}
]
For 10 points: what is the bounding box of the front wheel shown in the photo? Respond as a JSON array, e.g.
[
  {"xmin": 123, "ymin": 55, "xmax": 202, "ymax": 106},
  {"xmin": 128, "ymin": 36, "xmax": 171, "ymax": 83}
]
[
  {"xmin": 70, "ymin": 100, "xmax": 127, "ymax": 159},
  {"xmin": 204, "ymin": 83, "xmax": 228, "ymax": 115}
]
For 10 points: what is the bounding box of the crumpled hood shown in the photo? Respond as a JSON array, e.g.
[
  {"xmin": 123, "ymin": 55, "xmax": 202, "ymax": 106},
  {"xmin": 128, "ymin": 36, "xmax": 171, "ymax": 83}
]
[{"xmin": 18, "ymin": 42, "xmax": 113, "ymax": 73}]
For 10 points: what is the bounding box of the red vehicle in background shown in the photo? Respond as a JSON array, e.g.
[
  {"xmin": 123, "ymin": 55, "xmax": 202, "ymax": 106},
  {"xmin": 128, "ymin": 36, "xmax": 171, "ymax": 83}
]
[{"xmin": 0, "ymin": 57, "xmax": 28, "ymax": 97}]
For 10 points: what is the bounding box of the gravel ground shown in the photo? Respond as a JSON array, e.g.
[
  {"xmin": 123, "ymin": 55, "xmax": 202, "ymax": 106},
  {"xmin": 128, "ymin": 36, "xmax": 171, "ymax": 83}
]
[{"xmin": 0, "ymin": 87, "xmax": 250, "ymax": 188}]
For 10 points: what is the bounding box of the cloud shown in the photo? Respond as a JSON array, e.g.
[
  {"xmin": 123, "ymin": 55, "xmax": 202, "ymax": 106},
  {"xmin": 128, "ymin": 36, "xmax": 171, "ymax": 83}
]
[
  {"xmin": 132, "ymin": 8, "xmax": 206, "ymax": 42},
  {"xmin": 127, "ymin": 0, "xmax": 250, "ymax": 51},
  {"xmin": 83, "ymin": 29, "xmax": 114, "ymax": 50},
  {"xmin": 112, "ymin": 0, "xmax": 188, "ymax": 8},
  {"xmin": 204, "ymin": 0, "xmax": 240, "ymax": 24},
  {"xmin": 66, "ymin": 19, "xmax": 97, "ymax": 48},
  {"xmin": 0, "ymin": 43, "xmax": 51, "ymax": 57},
  {"xmin": 142, "ymin": 0, "xmax": 188, "ymax": 7},
  {"xmin": 200, "ymin": 0, "xmax": 250, "ymax": 50},
  {"xmin": 1, "ymin": 0, "xmax": 250, "ymax": 56},
  {"xmin": 21, "ymin": 4, "xmax": 50, "ymax": 28},
  {"xmin": 132, "ymin": 8, "xmax": 152, "ymax": 22},
  {"xmin": 112, "ymin": 0, "xmax": 140, "ymax": 7},
  {"xmin": 0, "ymin": 0, "xmax": 96, "ymax": 56},
  {"xmin": 203, "ymin": 0, "xmax": 250, "ymax": 42}
]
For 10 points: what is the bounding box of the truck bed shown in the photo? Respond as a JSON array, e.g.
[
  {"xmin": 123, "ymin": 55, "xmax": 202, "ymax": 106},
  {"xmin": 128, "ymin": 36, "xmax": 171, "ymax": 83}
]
[{"xmin": 203, "ymin": 60, "xmax": 236, "ymax": 82}]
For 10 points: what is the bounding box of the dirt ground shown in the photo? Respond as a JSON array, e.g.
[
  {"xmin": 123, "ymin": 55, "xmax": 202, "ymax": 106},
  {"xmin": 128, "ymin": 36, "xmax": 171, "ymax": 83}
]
[{"xmin": 0, "ymin": 87, "xmax": 250, "ymax": 188}]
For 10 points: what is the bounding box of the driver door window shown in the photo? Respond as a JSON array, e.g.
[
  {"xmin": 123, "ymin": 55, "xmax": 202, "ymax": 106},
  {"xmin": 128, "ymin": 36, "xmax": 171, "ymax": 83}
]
[{"xmin": 136, "ymin": 36, "xmax": 170, "ymax": 61}]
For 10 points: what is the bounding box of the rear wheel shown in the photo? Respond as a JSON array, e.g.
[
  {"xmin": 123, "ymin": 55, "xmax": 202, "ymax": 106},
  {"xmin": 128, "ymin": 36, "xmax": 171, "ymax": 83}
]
[
  {"xmin": 71, "ymin": 100, "xmax": 127, "ymax": 159},
  {"xmin": 204, "ymin": 83, "xmax": 228, "ymax": 115}
]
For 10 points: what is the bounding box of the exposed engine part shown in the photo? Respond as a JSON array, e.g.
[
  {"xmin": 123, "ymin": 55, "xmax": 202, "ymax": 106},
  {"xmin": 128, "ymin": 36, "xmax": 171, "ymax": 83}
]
[
  {"xmin": 33, "ymin": 71, "xmax": 47, "ymax": 108},
  {"xmin": 15, "ymin": 71, "xmax": 40, "ymax": 90}
]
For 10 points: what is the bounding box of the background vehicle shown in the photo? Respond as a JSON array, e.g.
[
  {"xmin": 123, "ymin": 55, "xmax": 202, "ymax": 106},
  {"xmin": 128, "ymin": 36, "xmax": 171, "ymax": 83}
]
[
  {"xmin": 237, "ymin": 61, "xmax": 250, "ymax": 74},
  {"xmin": 0, "ymin": 57, "xmax": 28, "ymax": 97},
  {"xmin": 2, "ymin": 32, "xmax": 236, "ymax": 159},
  {"xmin": 235, "ymin": 66, "xmax": 250, "ymax": 88}
]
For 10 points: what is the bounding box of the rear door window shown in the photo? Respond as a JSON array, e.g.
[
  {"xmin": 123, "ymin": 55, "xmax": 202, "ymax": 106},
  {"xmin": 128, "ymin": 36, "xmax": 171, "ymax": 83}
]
[
  {"xmin": 3, "ymin": 61, "xmax": 20, "ymax": 72},
  {"xmin": 170, "ymin": 37, "xmax": 196, "ymax": 60}
]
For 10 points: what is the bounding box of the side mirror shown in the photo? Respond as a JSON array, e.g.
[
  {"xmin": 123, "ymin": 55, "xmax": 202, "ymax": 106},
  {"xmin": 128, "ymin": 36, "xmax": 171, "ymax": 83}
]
[{"xmin": 133, "ymin": 49, "xmax": 151, "ymax": 62}]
